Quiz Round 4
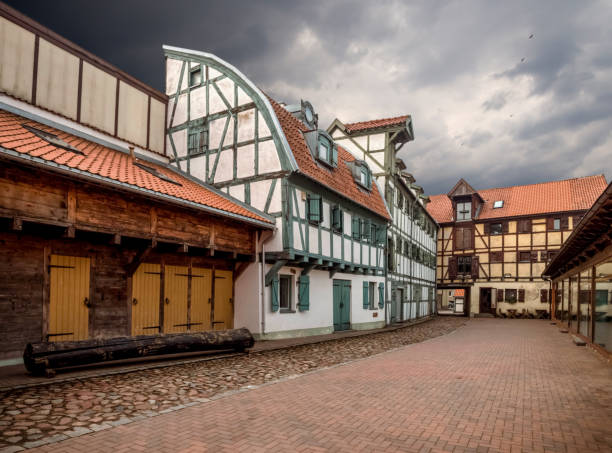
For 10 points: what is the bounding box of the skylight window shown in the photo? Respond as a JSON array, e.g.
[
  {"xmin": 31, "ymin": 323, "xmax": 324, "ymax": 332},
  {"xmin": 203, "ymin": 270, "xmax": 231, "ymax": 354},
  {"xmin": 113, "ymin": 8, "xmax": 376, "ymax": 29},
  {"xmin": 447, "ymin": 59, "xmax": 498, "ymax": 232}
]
[
  {"xmin": 189, "ymin": 67, "xmax": 203, "ymax": 86},
  {"xmin": 493, "ymin": 200, "xmax": 504, "ymax": 209},
  {"xmin": 22, "ymin": 124, "xmax": 84, "ymax": 155},
  {"xmin": 134, "ymin": 162, "xmax": 182, "ymax": 186}
]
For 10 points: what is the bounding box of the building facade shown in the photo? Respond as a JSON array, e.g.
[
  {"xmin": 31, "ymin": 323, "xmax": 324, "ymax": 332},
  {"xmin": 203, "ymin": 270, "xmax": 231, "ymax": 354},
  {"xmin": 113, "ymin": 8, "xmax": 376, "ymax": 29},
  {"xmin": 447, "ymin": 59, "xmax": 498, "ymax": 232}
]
[
  {"xmin": 426, "ymin": 176, "xmax": 607, "ymax": 317},
  {"xmin": 163, "ymin": 46, "xmax": 391, "ymax": 339},
  {"xmin": 544, "ymin": 180, "xmax": 612, "ymax": 357},
  {"xmin": 0, "ymin": 5, "xmax": 274, "ymax": 363},
  {"xmin": 328, "ymin": 117, "xmax": 437, "ymax": 324}
]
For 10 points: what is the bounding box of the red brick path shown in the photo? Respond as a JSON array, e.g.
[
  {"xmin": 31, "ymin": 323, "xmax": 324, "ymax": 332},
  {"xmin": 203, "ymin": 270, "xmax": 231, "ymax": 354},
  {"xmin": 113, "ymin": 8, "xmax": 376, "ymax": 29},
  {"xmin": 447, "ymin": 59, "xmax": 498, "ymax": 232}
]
[{"xmin": 30, "ymin": 320, "xmax": 612, "ymax": 452}]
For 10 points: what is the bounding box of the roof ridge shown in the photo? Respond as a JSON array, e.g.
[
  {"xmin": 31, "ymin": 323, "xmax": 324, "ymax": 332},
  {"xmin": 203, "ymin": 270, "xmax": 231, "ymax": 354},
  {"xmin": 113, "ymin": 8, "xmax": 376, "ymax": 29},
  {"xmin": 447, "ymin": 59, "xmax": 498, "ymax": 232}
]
[
  {"xmin": 430, "ymin": 174, "xmax": 606, "ymax": 198},
  {"xmin": 345, "ymin": 114, "xmax": 410, "ymax": 126}
]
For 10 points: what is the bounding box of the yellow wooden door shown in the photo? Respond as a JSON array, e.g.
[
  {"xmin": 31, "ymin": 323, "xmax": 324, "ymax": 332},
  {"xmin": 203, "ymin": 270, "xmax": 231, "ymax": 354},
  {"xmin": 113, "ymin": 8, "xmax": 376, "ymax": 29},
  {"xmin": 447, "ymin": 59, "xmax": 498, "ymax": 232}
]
[
  {"xmin": 190, "ymin": 267, "xmax": 212, "ymax": 331},
  {"xmin": 164, "ymin": 265, "xmax": 189, "ymax": 333},
  {"xmin": 213, "ymin": 269, "xmax": 233, "ymax": 330},
  {"xmin": 49, "ymin": 255, "xmax": 90, "ymax": 342},
  {"xmin": 131, "ymin": 263, "xmax": 161, "ymax": 336}
]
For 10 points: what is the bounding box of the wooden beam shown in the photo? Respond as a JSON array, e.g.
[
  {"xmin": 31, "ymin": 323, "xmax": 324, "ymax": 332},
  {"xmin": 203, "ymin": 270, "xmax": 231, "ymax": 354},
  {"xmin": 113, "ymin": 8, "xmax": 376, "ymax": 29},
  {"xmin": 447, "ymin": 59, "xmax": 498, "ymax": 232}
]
[
  {"xmin": 179, "ymin": 243, "xmax": 189, "ymax": 253},
  {"xmin": 64, "ymin": 225, "xmax": 75, "ymax": 238},
  {"xmin": 12, "ymin": 217, "xmax": 22, "ymax": 231},
  {"xmin": 111, "ymin": 233, "xmax": 121, "ymax": 245},
  {"xmin": 264, "ymin": 260, "xmax": 287, "ymax": 287},
  {"xmin": 234, "ymin": 261, "xmax": 250, "ymax": 280},
  {"xmin": 301, "ymin": 263, "xmax": 316, "ymax": 276},
  {"xmin": 126, "ymin": 246, "xmax": 153, "ymax": 277}
]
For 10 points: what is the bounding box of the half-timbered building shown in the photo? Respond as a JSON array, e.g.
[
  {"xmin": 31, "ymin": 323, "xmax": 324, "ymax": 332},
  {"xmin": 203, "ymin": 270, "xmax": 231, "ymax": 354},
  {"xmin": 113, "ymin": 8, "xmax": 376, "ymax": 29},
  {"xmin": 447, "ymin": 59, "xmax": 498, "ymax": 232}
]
[
  {"xmin": 426, "ymin": 176, "xmax": 607, "ymax": 317},
  {"xmin": 0, "ymin": 5, "xmax": 274, "ymax": 363},
  {"xmin": 328, "ymin": 117, "xmax": 438, "ymax": 324},
  {"xmin": 163, "ymin": 46, "xmax": 391, "ymax": 339}
]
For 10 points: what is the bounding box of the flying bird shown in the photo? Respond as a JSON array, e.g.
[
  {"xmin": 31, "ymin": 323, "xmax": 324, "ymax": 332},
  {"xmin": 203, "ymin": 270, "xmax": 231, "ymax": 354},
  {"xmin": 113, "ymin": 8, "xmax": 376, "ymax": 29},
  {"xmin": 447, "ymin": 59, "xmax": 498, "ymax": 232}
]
[
  {"xmin": 521, "ymin": 57, "xmax": 525, "ymax": 62},
  {"xmin": 529, "ymin": 34, "xmax": 534, "ymax": 39}
]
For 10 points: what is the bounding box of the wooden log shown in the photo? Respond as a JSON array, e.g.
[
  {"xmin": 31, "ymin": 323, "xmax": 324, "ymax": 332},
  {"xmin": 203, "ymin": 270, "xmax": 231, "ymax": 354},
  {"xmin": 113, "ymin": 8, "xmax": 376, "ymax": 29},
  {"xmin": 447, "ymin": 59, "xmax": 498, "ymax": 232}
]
[{"xmin": 24, "ymin": 328, "xmax": 254, "ymax": 376}]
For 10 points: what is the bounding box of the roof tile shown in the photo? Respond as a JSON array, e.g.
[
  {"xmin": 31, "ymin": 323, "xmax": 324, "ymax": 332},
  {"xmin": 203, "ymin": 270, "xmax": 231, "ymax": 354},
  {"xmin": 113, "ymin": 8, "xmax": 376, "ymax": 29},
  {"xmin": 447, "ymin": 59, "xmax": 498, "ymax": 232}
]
[{"xmin": 344, "ymin": 115, "xmax": 409, "ymax": 133}]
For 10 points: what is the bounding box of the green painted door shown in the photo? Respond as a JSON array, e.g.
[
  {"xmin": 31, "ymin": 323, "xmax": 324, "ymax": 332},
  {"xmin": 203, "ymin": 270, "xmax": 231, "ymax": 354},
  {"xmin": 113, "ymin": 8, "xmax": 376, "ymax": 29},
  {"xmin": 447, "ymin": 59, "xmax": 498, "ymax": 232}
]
[{"xmin": 333, "ymin": 280, "xmax": 351, "ymax": 331}]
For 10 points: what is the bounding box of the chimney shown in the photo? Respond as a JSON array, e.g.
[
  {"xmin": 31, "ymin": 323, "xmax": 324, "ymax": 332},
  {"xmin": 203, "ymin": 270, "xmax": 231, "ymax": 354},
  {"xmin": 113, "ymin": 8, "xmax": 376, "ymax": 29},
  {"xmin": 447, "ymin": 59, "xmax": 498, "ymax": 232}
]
[{"xmin": 129, "ymin": 146, "xmax": 135, "ymax": 161}]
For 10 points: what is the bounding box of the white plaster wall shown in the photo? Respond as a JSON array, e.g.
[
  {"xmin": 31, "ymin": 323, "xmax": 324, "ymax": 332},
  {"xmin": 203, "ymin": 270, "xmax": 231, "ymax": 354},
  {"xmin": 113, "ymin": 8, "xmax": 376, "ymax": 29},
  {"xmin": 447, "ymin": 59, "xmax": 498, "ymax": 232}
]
[
  {"xmin": 208, "ymin": 85, "xmax": 225, "ymax": 115},
  {"xmin": 250, "ymin": 179, "xmax": 272, "ymax": 212},
  {"xmin": 237, "ymin": 108, "xmax": 255, "ymax": 143},
  {"xmin": 189, "ymin": 85, "xmax": 206, "ymax": 120},
  {"xmin": 333, "ymin": 234, "xmax": 342, "ymax": 259},
  {"xmin": 216, "ymin": 77, "xmax": 234, "ymax": 107},
  {"xmin": 322, "ymin": 234, "xmax": 330, "ymax": 257},
  {"xmin": 236, "ymin": 143, "xmax": 255, "ymax": 178},
  {"xmin": 228, "ymin": 184, "xmax": 245, "ymax": 202},
  {"xmin": 308, "ymin": 225, "xmax": 319, "ymax": 254},
  {"xmin": 0, "ymin": 16, "xmax": 35, "ymax": 101},
  {"xmin": 208, "ymin": 117, "xmax": 226, "ymax": 151},
  {"xmin": 369, "ymin": 133, "xmax": 385, "ymax": 150},
  {"xmin": 166, "ymin": 58, "xmax": 182, "ymax": 95},
  {"xmin": 117, "ymin": 81, "xmax": 148, "ymax": 146},
  {"xmin": 237, "ymin": 86, "xmax": 250, "ymax": 107},
  {"xmin": 171, "ymin": 129, "xmax": 187, "ymax": 159},
  {"xmin": 36, "ymin": 39, "xmax": 79, "ymax": 120},
  {"xmin": 213, "ymin": 149, "xmax": 233, "ymax": 183},
  {"xmin": 149, "ymin": 98, "xmax": 165, "ymax": 154},
  {"xmin": 80, "ymin": 61, "xmax": 116, "ymax": 135},
  {"xmin": 258, "ymin": 140, "xmax": 281, "ymax": 173},
  {"xmin": 293, "ymin": 222, "xmax": 303, "ymax": 251},
  {"xmin": 266, "ymin": 217, "xmax": 284, "ymax": 252},
  {"xmin": 234, "ymin": 262, "xmax": 261, "ymax": 333},
  {"xmin": 257, "ymin": 111, "xmax": 271, "ymax": 138},
  {"xmin": 189, "ymin": 154, "xmax": 207, "ymax": 178}
]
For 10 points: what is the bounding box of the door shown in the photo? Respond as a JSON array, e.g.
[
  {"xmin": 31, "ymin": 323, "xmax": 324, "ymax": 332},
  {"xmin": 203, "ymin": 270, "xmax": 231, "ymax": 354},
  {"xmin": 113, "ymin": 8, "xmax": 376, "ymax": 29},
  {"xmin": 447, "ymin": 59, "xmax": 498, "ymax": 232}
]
[
  {"xmin": 213, "ymin": 269, "xmax": 233, "ymax": 330},
  {"xmin": 394, "ymin": 288, "xmax": 404, "ymax": 323},
  {"xmin": 164, "ymin": 265, "xmax": 189, "ymax": 333},
  {"xmin": 48, "ymin": 255, "xmax": 90, "ymax": 342},
  {"xmin": 479, "ymin": 287, "xmax": 493, "ymax": 314},
  {"xmin": 190, "ymin": 267, "xmax": 212, "ymax": 331},
  {"xmin": 131, "ymin": 263, "xmax": 161, "ymax": 335},
  {"xmin": 333, "ymin": 280, "xmax": 351, "ymax": 331}
]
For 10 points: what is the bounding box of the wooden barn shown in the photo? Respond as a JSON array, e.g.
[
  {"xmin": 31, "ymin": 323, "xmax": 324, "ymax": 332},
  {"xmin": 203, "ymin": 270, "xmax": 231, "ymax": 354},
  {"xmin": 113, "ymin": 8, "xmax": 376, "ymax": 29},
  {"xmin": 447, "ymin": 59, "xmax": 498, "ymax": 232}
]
[{"xmin": 0, "ymin": 4, "xmax": 274, "ymax": 364}]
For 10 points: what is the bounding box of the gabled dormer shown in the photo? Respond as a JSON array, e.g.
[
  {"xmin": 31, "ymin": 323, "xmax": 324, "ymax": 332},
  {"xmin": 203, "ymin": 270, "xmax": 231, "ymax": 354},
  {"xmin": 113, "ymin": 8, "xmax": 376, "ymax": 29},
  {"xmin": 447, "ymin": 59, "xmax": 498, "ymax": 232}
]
[
  {"xmin": 447, "ymin": 178, "xmax": 483, "ymax": 222},
  {"xmin": 303, "ymin": 129, "xmax": 338, "ymax": 168}
]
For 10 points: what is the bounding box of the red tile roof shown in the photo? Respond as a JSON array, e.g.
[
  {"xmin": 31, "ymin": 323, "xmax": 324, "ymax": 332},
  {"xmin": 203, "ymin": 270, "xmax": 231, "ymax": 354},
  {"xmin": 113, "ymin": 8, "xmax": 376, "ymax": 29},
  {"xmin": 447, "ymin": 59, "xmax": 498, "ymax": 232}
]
[
  {"xmin": 344, "ymin": 115, "xmax": 409, "ymax": 133},
  {"xmin": 269, "ymin": 99, "xmax": 390, "ymax": 220},
  {"xmin": 0, "ymin": 109, "xmax": 272, "ymax": 226},
  {"xmin": 454, "ymin": 289, "xmax": 465, "ymax": 297},
  {"xmin": 427, "ymin": 176, "xmax": 607, "ymax": 224}
]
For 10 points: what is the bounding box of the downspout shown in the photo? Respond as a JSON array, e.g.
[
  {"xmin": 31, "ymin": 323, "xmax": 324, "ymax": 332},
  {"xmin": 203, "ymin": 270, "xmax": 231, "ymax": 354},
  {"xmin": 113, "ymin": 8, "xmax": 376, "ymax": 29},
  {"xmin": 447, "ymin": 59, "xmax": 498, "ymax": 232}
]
[{"xmin": 259, "ymin": 229, "xmax": 274, "ymax": 336}]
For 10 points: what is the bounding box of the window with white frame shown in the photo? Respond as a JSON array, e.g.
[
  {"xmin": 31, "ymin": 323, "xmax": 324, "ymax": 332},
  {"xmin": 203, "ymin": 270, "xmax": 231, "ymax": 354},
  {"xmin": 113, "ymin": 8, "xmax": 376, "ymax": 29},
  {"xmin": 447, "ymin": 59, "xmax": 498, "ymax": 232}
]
[
  {"xmin": 279, "ymin": 275, "xmax": 292, "ymax": 311},
  {"xmin": 456, "ymin": 201, "xmax": 472, "ymax": 221},
  {"xmin": 369, "ymin": 282, "xmax": 376, "ymax": 310}
]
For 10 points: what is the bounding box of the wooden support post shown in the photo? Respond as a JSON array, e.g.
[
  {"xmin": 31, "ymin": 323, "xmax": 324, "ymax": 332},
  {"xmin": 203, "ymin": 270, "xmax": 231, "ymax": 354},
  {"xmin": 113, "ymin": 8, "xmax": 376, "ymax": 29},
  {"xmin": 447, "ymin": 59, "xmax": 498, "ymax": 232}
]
[
  {"xmin": 12, "ymin": 217, "xmax": 22, "ymax": 231},
  {"xmin": 112, "ymin": 234, "xmax": 121, "ymax": 245},
  {"xmin": 64, "ymin": 225, "xmax": 75, "ymax": 238},
  {"xmin": 126, "ymin": 246, "xmax": 153, "ymax": 277},
  {"xmin": 265, "ymin": 259, "xmax": 287, "ymax": 286}
]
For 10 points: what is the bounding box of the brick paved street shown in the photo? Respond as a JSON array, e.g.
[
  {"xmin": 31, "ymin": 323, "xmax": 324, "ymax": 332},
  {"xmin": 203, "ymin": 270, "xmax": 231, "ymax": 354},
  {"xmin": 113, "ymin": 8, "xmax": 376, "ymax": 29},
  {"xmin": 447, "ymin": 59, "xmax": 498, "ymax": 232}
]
[
  {"xmin": 0, "ymin": 317, "xmax": 462, "ymax": 450},
  {"xmin": 13, "ymin": 319, "xmax": 612, "ymax": 452}
]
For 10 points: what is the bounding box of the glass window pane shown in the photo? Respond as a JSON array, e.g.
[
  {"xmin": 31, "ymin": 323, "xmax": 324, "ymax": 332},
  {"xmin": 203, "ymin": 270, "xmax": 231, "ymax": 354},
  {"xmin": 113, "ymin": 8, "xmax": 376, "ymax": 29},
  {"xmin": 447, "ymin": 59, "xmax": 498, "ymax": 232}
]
[
  {"xmin": 595, "ymin": 258, "xmax": 612, "ymax": 353},
  {"xmin": 280, "ymin": 276, "xmax": 291, "ymax": 310},
  {"xmin": 554, "ymin": 218, "xmax": 561, "ymax": 230},
  {"xmin": 319, "ymin": 142, "xmax": 329, "ymax": 161}
]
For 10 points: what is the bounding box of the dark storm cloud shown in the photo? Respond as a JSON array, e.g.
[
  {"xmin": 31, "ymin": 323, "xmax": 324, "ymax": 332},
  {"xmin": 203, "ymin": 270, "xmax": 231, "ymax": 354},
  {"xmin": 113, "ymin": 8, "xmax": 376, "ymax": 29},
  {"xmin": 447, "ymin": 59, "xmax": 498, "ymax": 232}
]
[{"xmin": 6, "ymin": 0, "xmax": 611, "ymax": 196}]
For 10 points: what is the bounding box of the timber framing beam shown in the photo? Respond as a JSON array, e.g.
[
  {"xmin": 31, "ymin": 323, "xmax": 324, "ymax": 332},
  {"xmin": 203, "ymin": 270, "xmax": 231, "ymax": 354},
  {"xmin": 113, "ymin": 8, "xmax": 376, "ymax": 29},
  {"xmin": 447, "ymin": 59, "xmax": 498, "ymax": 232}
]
[{"xmin": 265, "ymin": 259, "xmax": 287, "ymax": 286}]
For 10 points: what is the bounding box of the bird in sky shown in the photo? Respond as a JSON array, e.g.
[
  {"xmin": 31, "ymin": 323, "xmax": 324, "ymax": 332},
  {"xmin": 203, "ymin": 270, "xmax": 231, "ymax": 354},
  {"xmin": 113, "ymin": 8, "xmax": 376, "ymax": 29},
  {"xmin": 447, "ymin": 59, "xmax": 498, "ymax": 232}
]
[
  {"xmin": 529, "ymin": 33, "xmax": 534, "ymax": 39},
  {"xmin": 521, "ymin": 57, "xmax": 525, "ymax": 62}
]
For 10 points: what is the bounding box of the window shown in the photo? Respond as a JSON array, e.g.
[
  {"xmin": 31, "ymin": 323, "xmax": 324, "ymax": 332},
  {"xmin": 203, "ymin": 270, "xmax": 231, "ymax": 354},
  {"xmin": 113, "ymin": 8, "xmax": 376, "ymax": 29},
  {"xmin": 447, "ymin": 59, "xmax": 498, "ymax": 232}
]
[
  {"xmin": 387, "ymin": 238, "xmax": 395, "ymax": 271},
  {"xmin": 361, "ymin": 219, "xmax": 371, "ymax": 242},
  {"xmin": 490, "ymin": 223, "xmax": 503, "ymax": 235},
  {"xmin": 306, "ymin": 194, "xmax": 323, "ymax": 224},
  {"xmin": 188, "ymin": 127, "xmax": 207, "ymax": 155},
  {"xmin": 22, "ymin": 124, "xmax": 84, "ymax": 155},
  {"xmin": 279, "ymin": 275, "xmax": 292, "ymax": 311},
  {"xmin": 397, "ymin": 191, "xmax": 404, "ymax": 208},
  {"xmin": 352, "ymin": 216, "xmax": 361, "ymax": 240},
  {"xmin": 316, "ymin": 133, "xmax": 337, "ymax": 167},
  {"xmin": 493, "ymin": 200, "xmax": 504, "ymax": 209},
  {"xmin": 519, "ymin": 251, "xmax": 531, "ymax": 262},
  {"xmin": 458, "ymin": 256, "xmax": 472, "ymax": 274},
  {"xmin": 456, "ymin": 202, "xmax": 472, "ymax": 221},
  {"xmin": 490, "ymin": 251, "xmax": 503, "ymax": 263},
  {"xmin": 404, "ymin": 240, "xmax": 410, "ymax": 256},
  {"xmin": 189, "ymin": 67, "xmax": 203, "ymax": 86},
  {"xmin": 369, "ymin": 282, "xmax": 376, "ymax": 310},
  {"xmin": 455, "ymin": 227, "xmax": 473, "ymax": 250},
  {"xmin": 318, "ymin": 141, "xmax": 329, "ymax": 161},
  {"xmin": 505, "ymin": 289, "xmax": 517, "ymax": 303},
  {"xmin": 553, "ymin": 218, "xmax": 561, "ymax": 230},
  {"xmin": 518, "ymin": 219, "xmax": 531, "ymax": 233},
  {"xmin": 331, "ymin": 206, "xmax": 343, "ymax": 232}
]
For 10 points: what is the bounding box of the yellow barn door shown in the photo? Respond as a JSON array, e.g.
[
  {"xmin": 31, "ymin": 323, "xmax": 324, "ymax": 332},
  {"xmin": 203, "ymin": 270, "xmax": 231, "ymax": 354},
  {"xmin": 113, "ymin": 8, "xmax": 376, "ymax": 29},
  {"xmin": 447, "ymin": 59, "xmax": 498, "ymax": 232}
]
[
  {"xmin": 164, "ymin": 265, "xmax": 189, "ymax": 333},
  {"xmin": 131, "ymin": 263, "xmax": 161, "ymax": 336},
  {"xmin": 190, "ymin": 267, "xmax": 212, "ymax": 332},
  {"xmin": 48, "ymin": 255, "xmax": 90, "ymax": 342},
  {"xmin": 213, "ymin": 269, "xmax": 233, "ymax": 330}
]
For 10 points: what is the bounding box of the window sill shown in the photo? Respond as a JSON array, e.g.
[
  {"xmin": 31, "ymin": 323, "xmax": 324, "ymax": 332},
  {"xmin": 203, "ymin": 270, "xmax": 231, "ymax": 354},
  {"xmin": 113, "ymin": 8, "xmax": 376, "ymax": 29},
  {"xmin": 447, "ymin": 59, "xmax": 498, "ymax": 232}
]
[{"xmin": 279, "ymin": 309, "xmax": 296, "ymax": 314}]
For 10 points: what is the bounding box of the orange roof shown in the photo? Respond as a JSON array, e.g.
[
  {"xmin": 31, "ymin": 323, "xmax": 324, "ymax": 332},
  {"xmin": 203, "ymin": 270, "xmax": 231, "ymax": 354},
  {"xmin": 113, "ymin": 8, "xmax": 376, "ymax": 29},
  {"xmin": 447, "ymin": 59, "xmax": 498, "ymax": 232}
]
[
  {"xmin": 269, "ymin": 99, "xmax": 390, "ymax": 220},
  {"xmin": 0, "ymin": 108, "xmax": 273, "ymax": 226},
  {"xmin": 454, "ymin": 289, "xmax": 465, "ymax": 297},
  {"xmin": 344, "ymin": 115, "xmax": 409, "ymax": 133},
  {"xmin": 427, "ymin": 176, "xmax": 607, "ymax": 224}
]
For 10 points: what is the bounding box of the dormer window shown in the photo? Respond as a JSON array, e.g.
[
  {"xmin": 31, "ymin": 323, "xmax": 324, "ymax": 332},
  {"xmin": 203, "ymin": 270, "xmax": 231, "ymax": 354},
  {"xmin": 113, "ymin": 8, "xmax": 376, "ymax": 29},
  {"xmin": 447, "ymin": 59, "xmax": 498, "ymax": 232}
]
[
  {"xmin": 349, "ymin": 160, "xmax": 371, "ymax": 190},
  {"xmin": 189, "ymin": 66, "xmax": 202, "ymax": 87},
  {"xmin": 456, "ymin": 201, "xmax": 471, "ymax": 221},
  {"xmin": 360, "ymin": 167, "xmax": 368, "ymax": 186},
  {"xmin": 493, "ymin": 200, "xmax": 504, "ymax": 209},
  {"xmin": 316, "ymin": 133, "xmax": 337, "ymax": 167}
]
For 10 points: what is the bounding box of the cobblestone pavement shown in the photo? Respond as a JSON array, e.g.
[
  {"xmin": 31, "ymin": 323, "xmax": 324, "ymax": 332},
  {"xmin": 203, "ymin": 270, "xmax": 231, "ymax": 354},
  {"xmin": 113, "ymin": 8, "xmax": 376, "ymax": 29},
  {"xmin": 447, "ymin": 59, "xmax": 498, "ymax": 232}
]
[
  {"xmin": 18, "ymin": 318, "xmax": 612, "ymax": 453},
  {"xmin": 0, "ymin": 317, "xmax": 464, "ymax": 450}
]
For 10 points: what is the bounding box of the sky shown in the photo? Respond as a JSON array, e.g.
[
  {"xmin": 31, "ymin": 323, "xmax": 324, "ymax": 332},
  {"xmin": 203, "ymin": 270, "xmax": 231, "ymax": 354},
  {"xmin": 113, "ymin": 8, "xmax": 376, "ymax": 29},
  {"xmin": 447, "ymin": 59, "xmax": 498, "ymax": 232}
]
[{"xmin": 7, "ymin": 0, "xmax": 611, "ymax": 195}]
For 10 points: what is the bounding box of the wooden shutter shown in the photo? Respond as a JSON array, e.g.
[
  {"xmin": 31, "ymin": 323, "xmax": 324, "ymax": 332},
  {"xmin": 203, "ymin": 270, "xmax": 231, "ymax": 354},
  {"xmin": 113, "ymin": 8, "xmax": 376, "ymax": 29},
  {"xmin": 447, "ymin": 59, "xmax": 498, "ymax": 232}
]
[
  {"xmin": 298, "ymin": 275, "xmax": 310, "ymax": 311},
  {"xmin": 376, "ymin": 225, "xmax": 385, "ymax": 245},
  {"xmin": 361, "ymin": 219, "xmax": 371, "ymax": 241},
  {"xmin": 471, "ymin": 256, "xmax": 479, "ymax": 279},
  {"xmin": 448, "ymin": 256, "xmax": 458, "ymax": 279},
  {"xmin": 540, "ymin": 289, "xmax": 548, "ymax": 303},
  {"xmin": 352, "ymin": 217, "xmax": 360, "ymax": 239},
  {"xmin": 560, "ymin": 216, "xmax": 569, "ymax": 230},
  {"xmin": 530, "ymin": 251, "xmax": 538, "ymax": 262},
  {"xmin": 483, "ymin": 223, "xmax": 490, "ymax": 235},
  {"xmin": 307, "ymin": 195, "xmax": 321, "ymax": 223},
  {"xmin": 363, "ymin": 281, "xmax": 369, "ymax": 309},
  {"xmin": 270, "ymin": 276, "xmax": 279, "ymax": 312},
  {"xmin": 378, "ymin": 282, "xmax": 385, "ymax": 308},
  {"xmin": 518, "ymin": 289, "xmax": 525, "ymax": 302},
  {"xmin": 497, "ymin": 289, "xmax": 504, "ymax": 302},
  {"xmin": 502, "ymin": 221, "xmax": 509, "ymax": 234},
  {"xmin": 547, "ymin": 218, "xmax": 554, "ymax": 230},
  {"xmin": 332, "ymin": 144, "xmax": 338, "ymax": 166}
]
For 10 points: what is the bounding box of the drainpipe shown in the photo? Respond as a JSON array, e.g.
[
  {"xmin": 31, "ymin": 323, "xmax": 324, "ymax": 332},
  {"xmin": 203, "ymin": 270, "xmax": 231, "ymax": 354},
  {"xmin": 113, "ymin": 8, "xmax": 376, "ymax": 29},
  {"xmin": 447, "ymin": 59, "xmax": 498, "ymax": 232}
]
[{"xmin": 259, "ymin": 229, "xmax": 274, "ymax": 336}]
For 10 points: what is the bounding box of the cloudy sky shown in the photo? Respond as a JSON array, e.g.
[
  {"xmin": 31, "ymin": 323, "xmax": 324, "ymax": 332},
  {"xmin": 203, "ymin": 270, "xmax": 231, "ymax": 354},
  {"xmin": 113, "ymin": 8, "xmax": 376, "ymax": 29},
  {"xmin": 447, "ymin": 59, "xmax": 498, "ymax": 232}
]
[{"xmin": 8, "ymin": 0, "xmax": 611, "ymax": 195}]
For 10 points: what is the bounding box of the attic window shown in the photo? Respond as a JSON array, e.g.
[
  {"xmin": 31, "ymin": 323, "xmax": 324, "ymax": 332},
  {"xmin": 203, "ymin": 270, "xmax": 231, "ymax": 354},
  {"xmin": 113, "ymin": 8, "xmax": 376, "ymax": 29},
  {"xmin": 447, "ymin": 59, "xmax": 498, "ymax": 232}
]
[
  {"xmin": 317, "ymin": 133, "xmax": 337, "ymax": 167},
  {"xmin": 134, "ymin": 162, "xmax": 182, "ymax": 186},
  {"xmin": 189, "ymin": 66, "xmax": 203, "ymax": 87},
  {"xmin": 493, "ymin": 200, "xmax": 504, "ymax": 209},
  {"xmin": 21, "ymin": 124, "xmax": 84, "ymax": 155},
  {"xmin": 349, "ymin": 160, "xmax": 372, "ymax": 190}
]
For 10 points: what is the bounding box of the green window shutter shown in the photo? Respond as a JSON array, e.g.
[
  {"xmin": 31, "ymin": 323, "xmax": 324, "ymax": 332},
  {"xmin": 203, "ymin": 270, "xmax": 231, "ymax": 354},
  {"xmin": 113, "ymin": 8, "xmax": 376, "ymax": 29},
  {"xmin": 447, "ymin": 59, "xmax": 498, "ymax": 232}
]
[
  {"xmin": 352, "ymin": 217, "xmax": 361, "ymax": 240},
  {"xmin": 376, "ymin": 225, "xmax": 385, "ymax": 245},
  {"xmin": 332, "ymin": 206, "xmax": 343, "ymax": 231},
  {"xmin": 361, "ymin": 219, "xmax": 371, "ymax": 241},
  {"xmin": 271, "ymin": 276, "xmax": 279, "ymax": 312},
  {"xmin": 363, "ymin": 281, "xmax": 369, "ymax": 309},
  {"xmin": 308, "ymin": 195, "xmax": 321, "ymax": 223},
  {"xmin": 332, "ymin": 144, "xmax": 338, "ymax": 166},
  {"xmin": 378, "ymin": 282, "xmax": 385, "ymax": 309},
  {"xmin": 298, "ymin": 275, "xmax": 310, "ymax": 311}
]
